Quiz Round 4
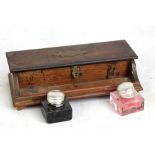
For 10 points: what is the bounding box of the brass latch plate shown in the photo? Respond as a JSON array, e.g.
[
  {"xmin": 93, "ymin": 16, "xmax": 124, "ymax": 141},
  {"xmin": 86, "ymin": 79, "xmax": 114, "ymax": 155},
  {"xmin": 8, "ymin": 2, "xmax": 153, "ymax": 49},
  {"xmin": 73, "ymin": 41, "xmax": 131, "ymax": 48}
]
[{"xmin": 71, "ymin": 66, "xmax": 80, "ymax": 79}]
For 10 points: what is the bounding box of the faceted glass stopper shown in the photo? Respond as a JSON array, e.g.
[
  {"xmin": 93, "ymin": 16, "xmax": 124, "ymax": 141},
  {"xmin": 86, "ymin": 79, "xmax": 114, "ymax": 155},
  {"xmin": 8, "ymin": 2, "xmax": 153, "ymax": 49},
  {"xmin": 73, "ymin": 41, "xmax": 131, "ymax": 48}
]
[
  {"xmin": 47, "ymin": 90, "xmax": 65, "ymax": 107},
  {"xmin": 117, "ymin": 82, "xmax": 135, "ymax": 98}
]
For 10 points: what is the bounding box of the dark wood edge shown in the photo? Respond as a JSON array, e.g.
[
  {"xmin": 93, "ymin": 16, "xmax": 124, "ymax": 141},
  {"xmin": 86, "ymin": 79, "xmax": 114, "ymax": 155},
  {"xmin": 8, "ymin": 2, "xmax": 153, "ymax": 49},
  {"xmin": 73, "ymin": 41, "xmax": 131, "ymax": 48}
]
[
  {"xmin": 9, "ymin": 58, "xmax": 137, "ymax": 73},
  {"xmin": 8, "ymin": 73, "xmax": 21, "ymax": 108},
  {"xmin": 14, "ymin": 73, "xmax": 20, "ymax": 96},
  {"xmin": 15, "ymin": 100, "xmax": 41, "ymax": 110},
  {"xmin": 8, "ymin": 73, "xmax": 16, "ymax": 107},
  {"xmin": 129, "ymin": 59, "xmax": 143, "ymax": 90}
]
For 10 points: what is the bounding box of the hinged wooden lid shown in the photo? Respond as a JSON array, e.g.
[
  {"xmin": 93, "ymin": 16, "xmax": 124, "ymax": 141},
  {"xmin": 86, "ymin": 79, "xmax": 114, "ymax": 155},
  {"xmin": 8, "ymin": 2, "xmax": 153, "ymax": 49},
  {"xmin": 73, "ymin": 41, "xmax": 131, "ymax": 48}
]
[{"xmin": 6, "ymin": 40, "xmax": 138, "ymax": 72}]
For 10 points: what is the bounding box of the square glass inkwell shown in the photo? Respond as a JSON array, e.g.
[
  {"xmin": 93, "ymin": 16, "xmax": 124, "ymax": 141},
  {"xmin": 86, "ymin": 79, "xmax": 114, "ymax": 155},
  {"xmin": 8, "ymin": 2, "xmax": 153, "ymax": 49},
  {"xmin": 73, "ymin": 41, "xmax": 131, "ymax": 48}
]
[{"xmin": 41, "ymin": 90, "xmax": 72, "ymax": 123}]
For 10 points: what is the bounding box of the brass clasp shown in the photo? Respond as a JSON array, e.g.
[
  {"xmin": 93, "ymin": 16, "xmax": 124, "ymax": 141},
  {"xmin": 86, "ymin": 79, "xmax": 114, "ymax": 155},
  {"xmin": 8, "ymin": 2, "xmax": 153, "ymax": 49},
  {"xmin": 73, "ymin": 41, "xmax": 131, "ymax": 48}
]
[{"xmin": 71, "ymin": 66, "xmax": 80, "ymax": 79}]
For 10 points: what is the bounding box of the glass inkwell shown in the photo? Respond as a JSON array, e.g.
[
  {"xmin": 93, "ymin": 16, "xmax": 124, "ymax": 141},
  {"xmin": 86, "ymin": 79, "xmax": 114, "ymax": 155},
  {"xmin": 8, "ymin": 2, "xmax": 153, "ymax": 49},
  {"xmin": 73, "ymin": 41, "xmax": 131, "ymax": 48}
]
[
  {"xmin": 41, "ymin": 90, "xmax": 72, "ymax": 123},
  {"xmin": 110, "ymin": 82, "xmax": 144, "ymax": 116}
]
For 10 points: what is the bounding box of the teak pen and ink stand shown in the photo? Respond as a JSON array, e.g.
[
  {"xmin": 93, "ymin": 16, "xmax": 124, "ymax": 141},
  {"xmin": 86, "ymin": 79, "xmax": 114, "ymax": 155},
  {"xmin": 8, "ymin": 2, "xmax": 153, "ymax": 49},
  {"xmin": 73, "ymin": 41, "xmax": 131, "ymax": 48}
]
[{"xmin": 6, "ymin": 40, "xmax": 143, "ymax": 110}]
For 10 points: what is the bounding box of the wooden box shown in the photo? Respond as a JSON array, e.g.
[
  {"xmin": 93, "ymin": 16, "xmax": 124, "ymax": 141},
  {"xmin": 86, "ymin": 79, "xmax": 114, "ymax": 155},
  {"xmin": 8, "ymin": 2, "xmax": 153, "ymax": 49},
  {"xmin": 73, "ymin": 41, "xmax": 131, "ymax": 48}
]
[{"xmin": 6, "ymin": 40, "xmax": 143, "ymax": 110}]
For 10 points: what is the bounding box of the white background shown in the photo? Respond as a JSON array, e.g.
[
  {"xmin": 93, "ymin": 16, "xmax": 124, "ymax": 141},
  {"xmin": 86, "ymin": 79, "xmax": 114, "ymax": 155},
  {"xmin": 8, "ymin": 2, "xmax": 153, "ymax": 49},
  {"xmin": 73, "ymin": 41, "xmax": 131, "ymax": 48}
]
[{"xmin": 0, "ymin": 0, "xmax": 155, "ymax": 155}]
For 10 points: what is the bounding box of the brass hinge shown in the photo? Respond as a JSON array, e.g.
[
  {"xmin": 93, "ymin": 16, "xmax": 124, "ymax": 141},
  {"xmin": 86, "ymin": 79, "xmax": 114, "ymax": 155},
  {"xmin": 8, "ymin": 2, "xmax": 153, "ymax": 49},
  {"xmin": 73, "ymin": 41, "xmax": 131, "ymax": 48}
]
[{"xmin": 71, "ymin": 66, "xmax": 80, "ymax": 79}]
